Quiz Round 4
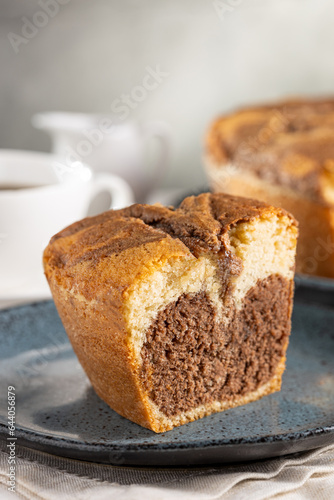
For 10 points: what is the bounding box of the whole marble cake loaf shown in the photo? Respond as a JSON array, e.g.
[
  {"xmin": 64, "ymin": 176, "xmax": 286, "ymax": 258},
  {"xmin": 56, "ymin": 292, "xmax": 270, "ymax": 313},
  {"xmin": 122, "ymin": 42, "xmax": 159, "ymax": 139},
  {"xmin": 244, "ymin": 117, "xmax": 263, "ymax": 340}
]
[
  {"xmin": 43, "ymin": 193, "xmax": 297, "ymax": 432},
  {"xmin": 205, "ymin": 98, "xmax": 334, "ymax": 278}
]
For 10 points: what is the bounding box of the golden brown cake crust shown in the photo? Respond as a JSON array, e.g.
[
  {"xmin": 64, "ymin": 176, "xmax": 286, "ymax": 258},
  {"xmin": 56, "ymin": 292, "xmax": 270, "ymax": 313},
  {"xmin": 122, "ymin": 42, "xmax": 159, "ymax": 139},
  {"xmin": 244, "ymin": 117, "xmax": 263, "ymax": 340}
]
[
  {"xmin": 206, "ymin": 98, "xmax": 334, "ymax": 204},
  {"xmin": 48, "ymin": 192, "xmax": 293, "ymax": 262}
]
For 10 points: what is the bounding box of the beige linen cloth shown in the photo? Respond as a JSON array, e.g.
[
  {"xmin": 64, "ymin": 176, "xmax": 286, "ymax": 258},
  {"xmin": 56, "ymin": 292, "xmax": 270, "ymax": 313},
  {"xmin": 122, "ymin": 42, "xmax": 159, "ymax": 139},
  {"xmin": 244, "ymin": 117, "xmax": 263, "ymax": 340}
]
[{"xmin": 0, "ymin": 441, "xmax": 333, "ymax": 500}]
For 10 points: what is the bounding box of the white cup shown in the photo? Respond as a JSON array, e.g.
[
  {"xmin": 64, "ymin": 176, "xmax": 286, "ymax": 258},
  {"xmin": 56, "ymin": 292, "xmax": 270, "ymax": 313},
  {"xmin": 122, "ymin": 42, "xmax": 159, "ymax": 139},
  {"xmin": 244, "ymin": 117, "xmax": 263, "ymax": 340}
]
[
  {"xmin": 32, "ymin": 112, "xmax": 171, "ymax": 203},
  {"xmin": 0, "ymin": 149, "xmax": 134, "ymax": 295}
]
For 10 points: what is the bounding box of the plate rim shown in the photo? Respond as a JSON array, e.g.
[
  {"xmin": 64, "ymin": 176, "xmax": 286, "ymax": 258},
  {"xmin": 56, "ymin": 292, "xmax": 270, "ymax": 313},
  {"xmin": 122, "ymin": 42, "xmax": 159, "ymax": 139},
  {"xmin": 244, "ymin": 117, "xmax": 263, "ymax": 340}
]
[
  {"xmin": 1, "ymin": 420, "xmax": 334, "ymax": 451},
  {"xmin": 1, "ymin": 424, "xmax": 334, "ymax": 467},
  {"xmin": 0, "ymin": 289, "xmax": 333, "ymax": 466}
]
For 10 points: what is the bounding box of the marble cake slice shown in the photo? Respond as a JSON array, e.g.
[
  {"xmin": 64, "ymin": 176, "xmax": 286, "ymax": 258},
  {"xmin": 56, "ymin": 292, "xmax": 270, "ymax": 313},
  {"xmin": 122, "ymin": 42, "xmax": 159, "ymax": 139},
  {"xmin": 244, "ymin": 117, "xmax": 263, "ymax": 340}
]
[{"xmin": 43, "ymin": 192, "xmax": 298, "ymax": 432}]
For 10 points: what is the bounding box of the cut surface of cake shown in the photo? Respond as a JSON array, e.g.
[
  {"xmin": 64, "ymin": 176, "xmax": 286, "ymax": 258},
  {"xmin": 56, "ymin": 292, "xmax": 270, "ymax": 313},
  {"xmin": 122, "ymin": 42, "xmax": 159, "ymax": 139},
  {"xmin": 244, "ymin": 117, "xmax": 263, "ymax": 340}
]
[
  {"xmin": 43, "ymin": 193, "xmax": 297, "ymax": 432},
  {"xmin": 205, "ymin": 98, "xmax": 334, "ymax": 278}
]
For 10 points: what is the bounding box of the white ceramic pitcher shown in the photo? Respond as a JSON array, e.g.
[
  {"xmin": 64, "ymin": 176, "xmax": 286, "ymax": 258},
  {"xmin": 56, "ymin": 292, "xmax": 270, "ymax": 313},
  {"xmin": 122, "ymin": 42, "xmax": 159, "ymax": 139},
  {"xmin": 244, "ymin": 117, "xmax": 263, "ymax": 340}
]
[{"xmin": 32, "ymin": 112, "xmax": 171, "ymax": 203}]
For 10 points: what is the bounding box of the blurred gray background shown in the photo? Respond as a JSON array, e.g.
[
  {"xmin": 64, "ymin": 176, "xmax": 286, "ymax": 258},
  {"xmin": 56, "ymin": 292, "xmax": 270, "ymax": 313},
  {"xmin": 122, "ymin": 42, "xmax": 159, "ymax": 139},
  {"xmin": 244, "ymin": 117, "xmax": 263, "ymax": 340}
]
[{"xmin": 1, "ymin": 0, "xmax": 334, "ymax": 190}]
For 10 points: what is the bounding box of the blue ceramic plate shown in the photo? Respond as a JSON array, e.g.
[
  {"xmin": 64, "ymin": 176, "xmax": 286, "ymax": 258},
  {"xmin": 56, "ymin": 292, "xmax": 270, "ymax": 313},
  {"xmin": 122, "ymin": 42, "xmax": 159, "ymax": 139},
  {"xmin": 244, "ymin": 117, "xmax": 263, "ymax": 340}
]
[{"xmin": 0, "ymin": 279, "xmax": 333, "ymax": 467}]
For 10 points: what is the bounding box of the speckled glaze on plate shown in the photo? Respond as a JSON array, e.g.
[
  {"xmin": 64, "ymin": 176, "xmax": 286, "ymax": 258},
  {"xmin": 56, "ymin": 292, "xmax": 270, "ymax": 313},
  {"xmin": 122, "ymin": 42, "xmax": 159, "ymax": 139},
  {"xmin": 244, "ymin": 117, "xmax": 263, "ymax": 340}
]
[{"xmin": 0, "ymin": 277, "xmax": 333, "ymax": 467}]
